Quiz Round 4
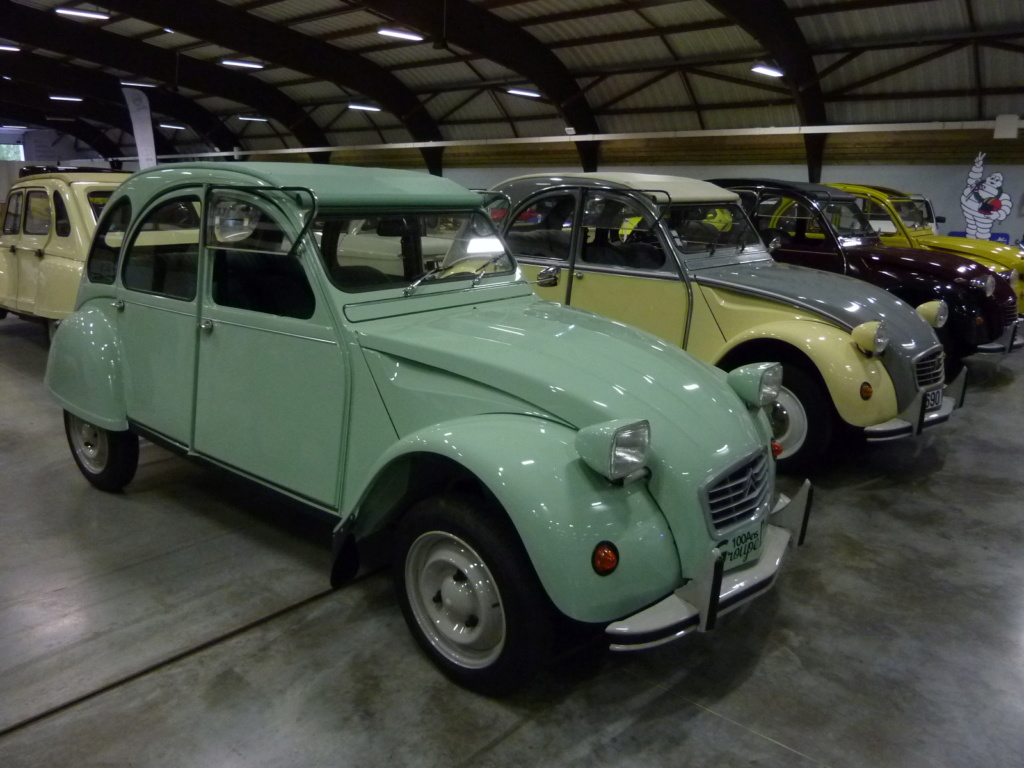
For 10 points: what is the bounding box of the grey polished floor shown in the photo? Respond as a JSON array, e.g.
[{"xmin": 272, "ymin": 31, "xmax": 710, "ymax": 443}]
[{"xmin": 2, "ymin": 314, "xmax": 1023, "ymax": 768}]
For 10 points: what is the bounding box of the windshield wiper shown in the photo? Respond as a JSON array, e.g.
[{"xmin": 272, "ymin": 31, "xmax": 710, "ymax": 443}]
[
  {"xmin": 471, "ymin": 254, "xmax": 510, "ymax": 286},
  {"xmin": 403, "ymin": 265, "xmax": 444, "ymax": 296}
]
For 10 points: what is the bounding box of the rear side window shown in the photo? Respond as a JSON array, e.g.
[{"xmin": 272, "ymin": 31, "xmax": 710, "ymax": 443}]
[
  {"xmin": 122, "ymin": 196, "xmax": 201, "ymax": 301},
  {"xmin": 53, "ymin": 192, "xmax": 71, "ymax": 237},
  {"xmin": 3, "ymin": 190, "xmax": 24, "ymax": 235},
  {"xmin": 87, "ymin": 190, "xmax": 114, "ymax": 220},
  {"xmin": 86, "ymin": 198, "xmax": 132, "ymax": 284},
  {"xmin": 24, "ymin": 191, "xmax": 51, "ymax": 235}
]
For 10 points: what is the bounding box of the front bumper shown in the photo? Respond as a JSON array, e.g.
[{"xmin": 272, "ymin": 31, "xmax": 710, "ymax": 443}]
[
  {"xmin": 604, "ymin": 479, "xmax": 812, "ymax": 652},
  {"xmin": 863, "ymin": 364, "xmax": 967, "ymax": 442},
  {"xmin": 975, "ymin": 317, "xmax": 1022, "ymax": 355}
]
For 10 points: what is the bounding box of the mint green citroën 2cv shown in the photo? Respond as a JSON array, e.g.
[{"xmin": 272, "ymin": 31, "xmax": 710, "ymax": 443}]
[{"xmin": 45, "ymin": 162, "xmax": 811, "ymax": 695}]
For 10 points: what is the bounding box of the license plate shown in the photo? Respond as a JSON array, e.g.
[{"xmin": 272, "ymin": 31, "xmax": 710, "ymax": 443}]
[
  {"xmin": 722, "ymin": 520, "xmax": 765, "ymax": 569},
  {"xmin": 924, "ymin": 387, "xmax": 943, "ymax": 411}
]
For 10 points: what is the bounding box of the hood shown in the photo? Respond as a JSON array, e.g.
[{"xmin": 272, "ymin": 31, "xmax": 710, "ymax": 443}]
[
  {"xmin": 914, "ymin": 234, "xmax": 1024, "ymax": 273},
  {"xmin": 847, "ymin": 242, "xmax": 993, "ymax": 284},
  {"xmin": 356, "ymin": 295, "xmax": 766, "ymax": 486}
]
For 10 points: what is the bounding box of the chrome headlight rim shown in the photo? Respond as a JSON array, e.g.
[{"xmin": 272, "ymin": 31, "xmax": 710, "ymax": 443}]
[
  {"xmin": 916, "ymin": 299, "xmax": 949, "ymax": 329},
  {"xmin": 971, "ymin": 273, "xmax": 996, "ymax": 297},
  {"xmin": 852, "ymin": 320, "xmax": 889, "ymax": 356},
  {"xmin": 727, "ymin": 362, "xmax": 783, "ymax": 407},
  {"xmin": 575, "ymin": 418, "xmax": 651, "ymax": 482}
]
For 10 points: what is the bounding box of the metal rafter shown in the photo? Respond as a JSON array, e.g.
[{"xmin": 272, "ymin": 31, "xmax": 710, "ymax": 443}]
[
  {"xmin": 0, "ymin": 51, "xmax": 237, "ymax": 153},
  {"xmin": 0, "ymin": 103, "xmax": 122, "ymax": 162},
  {"xmin": 97, "ymin": 0, "xmax": 445, "ymax": 173},
  {"xmin": 0, "ymin": 0, "xmax": 328, "ymax": 156},
  {"xmin": 355, "ymin": 0, "xmax": 601, "ymax": 169},
  {"xmin": 826, "ymin": 43, "xmax": 968, "ymax": 98}
]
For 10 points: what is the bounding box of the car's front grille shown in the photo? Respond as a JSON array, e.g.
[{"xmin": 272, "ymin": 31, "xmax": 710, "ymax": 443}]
[
  {"xmin": 706, "ymin": 451, "xmax": 771, "ymax": 532},
  {"xmin": 915, "ymin": 349, "xmax": 945, "ymax": 389},
  {"xmin": 1004, "ymin": 302, "xmax": 1018, "ymax": 326}
]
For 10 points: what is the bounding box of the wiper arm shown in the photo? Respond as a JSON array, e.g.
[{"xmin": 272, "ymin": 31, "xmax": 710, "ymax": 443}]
[
  {"xmin": 403, "ymin": 265, "xmax": 443, "ymax": 296},
  {"xmin": 470, "ymin": 254, "xmax": 510, "ymax": 286}
]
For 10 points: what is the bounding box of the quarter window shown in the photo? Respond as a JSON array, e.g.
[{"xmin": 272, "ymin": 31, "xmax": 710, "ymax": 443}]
[
  {"xmin": 208, "ymin": 195, "xmax": 314, "ymax": 319},
  {"xmin": 3, "ymin": 191, "xmax": 24, "ymax": 235},
  {"xmin": 53, "ymin": 192, "xmax": 71, "ymax": 237},
  {"xmin": 24, "ymin": 191, "xmax": 51, "ymax": 235},
  {"xmin": 87, "ymin": 199, "xmax": 131, "ymax": 284},
  {"xmin": 122, "ymin": 196, "xmax": 200, "ymax": 301}
]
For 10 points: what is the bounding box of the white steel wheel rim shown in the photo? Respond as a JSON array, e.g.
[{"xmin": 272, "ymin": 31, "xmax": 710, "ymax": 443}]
[
  {"xmin": 404, "ymin": 531, "xmax": 506, "ymax": 669},
  {"xmin": 769, "ymin": 385, "xmax": 808, "ymax": 458},
  {"xmin": 68, "ymin": 415, "xmax": 109, "ymax": 474}
]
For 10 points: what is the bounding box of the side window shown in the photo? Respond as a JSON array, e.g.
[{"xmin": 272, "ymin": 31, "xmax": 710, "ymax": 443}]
[
  {"xmin": 580, "ymin": 194, "xmax": 667, "ymax": 271},
  {"xmin": 3, "ymin": 191, "xmax": 23, "ymax": 235},
  {"xmin": 861, "ymin": 198, "xmax": 898, "ymax": 233},
  {"xmin": 87, "ymin": 198, "xmax": 131, "ymax": 284},
  {"xmin": 53, "ymin": 192, "xmax": 71, "ymax": 237},
  {"xmin": 505, "ymin": 193, "xmax": 576, "ymax": 261},
  {"xmin": 755, "ymin": 195, "xmax": 816, "ymax": 243},
  {"xmin": 122, "ymin": 196, "xmax": 200, "ymax": 301},
  {"xmin": 208, "ymin": 196, "xmax": 314, "ymax": 319},
  {"xmin": 24, "ymin": 191, "xmax": 52, "ymax": 235},
  {"xmin": 87, "ymin": 190, "xmax": 114, "ymax": 221}
]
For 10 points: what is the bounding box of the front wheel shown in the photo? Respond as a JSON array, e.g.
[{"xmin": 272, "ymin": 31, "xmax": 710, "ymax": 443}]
[
  {"xmin": 64, "ymin": 411, "xmax": 139, "ymax": 492},
  {"xmin": 394, "ymin": 494, "xmax": 553, "ymax": 695},
  {"xmin": 765, "ymin": 364, "xmax": 834, "ymax": 473}
]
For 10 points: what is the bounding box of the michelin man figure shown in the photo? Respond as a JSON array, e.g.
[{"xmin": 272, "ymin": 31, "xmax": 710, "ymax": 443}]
[{"xmin": 961, "ymin": 151, "xmax": 1013, "ymax": 240}]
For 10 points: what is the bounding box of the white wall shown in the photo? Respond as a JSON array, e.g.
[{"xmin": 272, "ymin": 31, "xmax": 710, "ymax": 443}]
[{"xmin": 446, "ymin": 162, "xmax": 1024, "ymax": 242}]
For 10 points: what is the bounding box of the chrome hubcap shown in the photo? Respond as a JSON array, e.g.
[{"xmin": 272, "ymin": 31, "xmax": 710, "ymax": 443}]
[
  {"xmin": 405, "ymin": 531, "xmax": 505, "ymax": 669},
  {"xmin": 68, "ymin": 415, "xmax": 108, "ymax": 474},
  {"xmin": 769, "ymin": 385, "xmax": 808, "ymax": 458}
]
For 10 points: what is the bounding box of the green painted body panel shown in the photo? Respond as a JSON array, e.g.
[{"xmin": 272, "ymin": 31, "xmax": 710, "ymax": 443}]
[{"xmin": 353, "ymin": 414, "xmax": 682, "ymax": 623}]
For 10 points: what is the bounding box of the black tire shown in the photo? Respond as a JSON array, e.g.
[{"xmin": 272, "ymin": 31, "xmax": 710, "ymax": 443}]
[
  {"xmin": 64, "ymin": 411, "xmax": 139, "ymax": 492},
  {"xmin": 765, "ymin": 363, "xmax": 834, "ymax": 474},
  {"xmin": 393, "ymin": 494, "xmax": 554, "ymax": 696}
]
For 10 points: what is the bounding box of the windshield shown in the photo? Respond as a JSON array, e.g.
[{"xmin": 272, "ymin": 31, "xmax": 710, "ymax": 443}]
[
  {"xmin": 660, "ymin": 202, "xmax": 762, "ymax": 258},
  {"xmin": 314, "ymin": 211, "xmax": 515, "ymax": 293},
  {"xmin": 890, "ymin": 197, "xmax": 935, "ymax": 231}
]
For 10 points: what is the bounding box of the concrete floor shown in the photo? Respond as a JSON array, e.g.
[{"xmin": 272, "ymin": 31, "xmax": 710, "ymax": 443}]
[{"xmin": 2, "ymin": 313, "xmax": 1023, "ymax": 768}]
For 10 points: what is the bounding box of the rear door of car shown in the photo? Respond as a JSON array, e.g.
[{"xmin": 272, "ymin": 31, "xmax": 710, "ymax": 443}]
[
  {"xmin": 0, "ymin": 188, "xmax": 25, "ymax": 310},
  {"xmin": 12, "ymin": 185, "xmax": 54, "ymax": 314},
  {"xmin": 754, "ymin": 193, "xmax": 847, "ymax": 275}
]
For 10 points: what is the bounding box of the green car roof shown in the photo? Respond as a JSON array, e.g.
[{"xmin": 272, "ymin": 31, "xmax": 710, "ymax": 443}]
[{"xmin": 113, "ymin": 162, "xmax": 483, "ymax": 211}]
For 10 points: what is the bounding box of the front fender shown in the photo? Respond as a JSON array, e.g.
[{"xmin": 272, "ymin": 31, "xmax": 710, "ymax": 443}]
[
  {"xmin": 45, "ymin": 300, "xmax": 127, "ymax": 430},
  {"xmin": 352, "ymin": 414, "xmax": 682, "ymax": 624},
  {"xmin": 716, "ymin": 320, "xmax": 899, "ymax": 428}
]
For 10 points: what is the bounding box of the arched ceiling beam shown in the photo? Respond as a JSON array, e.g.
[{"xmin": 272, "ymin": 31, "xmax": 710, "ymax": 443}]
[
  {"xmin": 0, "ymin": 104, "xmax": 123, "ymax": 164},
  {"xmin": 707, "ymin": 0, "xmax": 827, "ymax": 181},
  {"xmin": 0, "ymin": 51, "xmax": 238, "ymax": 153},
  {"xmin": 0, "ymin": 80, "xmax": 175, "ymax": 156},
  {"xmin": 0, "ymin": 0, "xmax": 329, "ymax": 156},
  {"xmin": 358, "ymin": 0, "xmax": 602, "ymax": 170},
  {"xmin": 98, "ymin": 0, "xmax": 444, "ymax": 174}
]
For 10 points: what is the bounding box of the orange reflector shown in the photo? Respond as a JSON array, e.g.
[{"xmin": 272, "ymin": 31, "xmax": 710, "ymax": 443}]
[
  {"xmin": 592, "ymin": 542, "xmax": 619, "ymax": 576},
  {"xmin": 976, "ymin": 317, "xmax": 985, "ymax": 325},
  {"xmin": 860, "ymin": 382, "xmax": 873, "ymax": 400},
  {"xmin": 771, "ymin": 439, "xmax": 783, "ymax": 458}
]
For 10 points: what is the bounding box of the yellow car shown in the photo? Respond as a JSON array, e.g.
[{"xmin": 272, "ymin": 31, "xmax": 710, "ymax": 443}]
[
  {"xmin": 828, "ymin": 182, "xmax": 1024, "ymax": 313},
  {"xmin": 491, "ymin": 172, "xmax": 962, "ymax": 472}
]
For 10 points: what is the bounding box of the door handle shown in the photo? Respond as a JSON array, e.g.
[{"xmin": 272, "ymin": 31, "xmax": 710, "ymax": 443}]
[
  {"xmin": 35, "ymin": 248, "xmax": 44, "ymax": 258},
  {"xmin": 112, "ymin": 299, "xmax": 125, "ymax": 311},
  {"xmin": 199, "ymin": 319, "xmax": 214, "ymax": 333},
  {"xmin": 573, "ymin": 271, "xmax": 584, "ymax": 279}
]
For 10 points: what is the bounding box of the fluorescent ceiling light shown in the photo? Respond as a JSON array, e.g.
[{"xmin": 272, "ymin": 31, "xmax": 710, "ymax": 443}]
[
  {"xmin": 222, "ymin": 59, "xmax": 264, "ymax": 70},
  {"xmin": 50, "ymin": 95, "xmax": 83, "ymax": 102},
  {"xmin": 0, "ymin": 45, "xmax": 21, "ymax": 52},
  {"xmin": 237, "ymin": 115, "xmax": 268, "ymax": 122},
  {"xmin": 163, "ymin": 28, "xmax": 175, "ymax": 34},
  {"xmin": 121, "ymin": 81, "xmax": 155, "ymax": 88},
  {"xmin": 56, "ymin": 8, "xmax": 110, "ymax": 20},
  {"xmin": 378, "ymin": 28, "xmax": 424, "ymax": 42},
  {"xmin": 160, "ymin": 123, "xmax": 186, "ymax": 130},
  {"xmin": 751, "ymin": 61, "xmax": 784, "ymax": 78},
  {"xmin": 507, "ymin": 88, "xmax": 541, "ymax": 98},
  {"xmin": 348, "ymin": 104, "xmax": 381, "ymax": 112},
  {"xmin": 1, "ymin": 125, "xmax": 27, "ymax": 129}
]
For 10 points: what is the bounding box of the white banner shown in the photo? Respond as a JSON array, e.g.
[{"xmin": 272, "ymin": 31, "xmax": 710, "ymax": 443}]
[{"xmin": 121, "ymin": 87, "xmax": 157, "ymax": 169}]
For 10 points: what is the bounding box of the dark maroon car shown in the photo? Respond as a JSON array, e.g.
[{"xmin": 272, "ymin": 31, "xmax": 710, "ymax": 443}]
[{"xmin": 711, "ymin": 179, "xmax": 1020, "ymax": 371}]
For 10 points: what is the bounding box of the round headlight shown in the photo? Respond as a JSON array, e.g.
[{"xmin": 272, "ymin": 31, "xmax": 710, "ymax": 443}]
[
  {"xmin": 576, "ymin": 419, "xmax": 650, "ymax": 482},
  {"xmin": 874, "ymin": 321, "xmax": 890, "ymax": 354},
  {"xmin": 727, "ymin": 362, "xmax": 782, "ymax": 407},
  {"xmin": 972, "ymin": 274, "xmax": 996, "ymax": 297},
  {"xmin": 916, "ymin": 300, "xmax": 948, "ymax": 329},
  {"xmin": 852, "ymin": 320, "xmax": 888, "ymax": 356},
  {"xmin": 1004, "ymin": 269, "xmax": 1020, "ymax": 289}
]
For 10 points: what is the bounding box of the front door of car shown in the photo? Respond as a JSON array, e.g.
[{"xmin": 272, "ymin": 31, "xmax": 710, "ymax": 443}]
[
  {"xmin": 563, "ymin": 191, "xmax": 689, "ymax": 348},
  {"xmin": 116, "ymin": 191, "xmax": 203, "ymax": 444},
  {"xmin": 499, "ymin": 190, "xmax": 579, "ymax": 303},
  {"xmin": 754, "ymin": 193, "xmax": 847, "ymax": 275},
  {"xmin": 192, "ymin": 191, "xmax": 345, "ymax": 507},
  {"xmin": 0, "ymin": 189, "xmax": 24, "ymax": 308}
]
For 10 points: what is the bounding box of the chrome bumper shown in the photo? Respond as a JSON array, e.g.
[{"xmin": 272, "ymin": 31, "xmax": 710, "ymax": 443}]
[
  {"xmin": 863, "ymin": 365, "xmax": 966, "ymax": 442},
  {"xmin": 605, "ymin": 479, "xmax": 812, "ymax": 652},
  {"xmin": 976, "ymin": 317, "xmax": 1022, "ymax": 355}
]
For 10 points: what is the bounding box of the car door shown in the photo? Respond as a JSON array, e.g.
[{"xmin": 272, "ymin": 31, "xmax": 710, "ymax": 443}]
[
  {"xmin": 500, "ymin": 190, "xmax": 578, "ymax": 303},
  {"xmin": 754, "ymin": 193, "xmax": 847, "ymax": 275},
  {"xmin": 192, "ymin": 190, "xmax": 345, "ymax": 507},
  {"xmin": 563, "ymin": 190, "xmax": 689, "ymax": 348},
  {"xmin": 13, "ymin": 187, "xmax": 54, "ymax": 314},
  {"xmin": 116, "ymin": 191, "xmax": 203, "ymax": 444},
  {"xmin": 0, "ymin": 189, "xmax": 24, "ymax": 309}
]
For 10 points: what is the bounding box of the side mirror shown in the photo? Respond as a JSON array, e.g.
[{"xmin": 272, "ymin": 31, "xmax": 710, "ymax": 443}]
[
  {"xmin": 935, "ymin": 215, "xmax": 946, "ymax": 224},
  {"xmin": 536, "ymin": 266, "xmax": 561, "ymax": 287},
  {"xmin": 768, "ymin": 236, "xmax": 782, "ymax": 251}
]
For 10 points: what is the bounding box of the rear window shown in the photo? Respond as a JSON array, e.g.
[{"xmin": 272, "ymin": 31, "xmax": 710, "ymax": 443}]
[{"xmin": 87, "ymin": 190, "xmax": 115, "ymax": 220}]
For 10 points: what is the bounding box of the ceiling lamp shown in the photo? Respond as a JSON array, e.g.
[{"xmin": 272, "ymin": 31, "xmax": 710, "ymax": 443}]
[
  {"xmin": 237, "ymin": 115, "xmax": 268, "ymax": 122},
  {"xmin": 121, "ymin": 81, "xmax": 156, "ymax": 88},
  {"xmin": 507, "ymin": 88, "xmax": 541, "ymax": 98},
  {"xmin": 0, "ymin": 44, "xmax": 21, "ymax": 53},
  {"xmin": 160, "ymin": 124, "xmax": 186, "ymax": 131},
  {"xmin": 378, "ymin": 28, "xmax": 424, "ymax": 42},
  {"xmin": 222, "ymin": 59, "xmax": 264, "ymax": 70},
  {"xmin": 50, "ymin": 95, "xmax": 83, "ymax": 102},
  {"xmin": 348, "ymin": 104, "xmax": 381, "ymax": 112},
  {"xmin": 751, "ymin": 60, "xmax": 784, "ymax": 78},
  {"xmin": 55, "ymin": 8, "xmax": 110, "ymax": 20}
]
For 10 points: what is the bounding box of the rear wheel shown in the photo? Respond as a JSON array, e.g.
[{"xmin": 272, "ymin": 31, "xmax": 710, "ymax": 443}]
[
  {"xmin": 64, "ymin": 411, "xmax": 139, "ymax": 492},
  {"xmin": 764, "ymin": 364, "xmax": 834, "ymax": 473},
  {"xmin": 394, "ymin": 494, "xmax": 553, "ymax": 695}
]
